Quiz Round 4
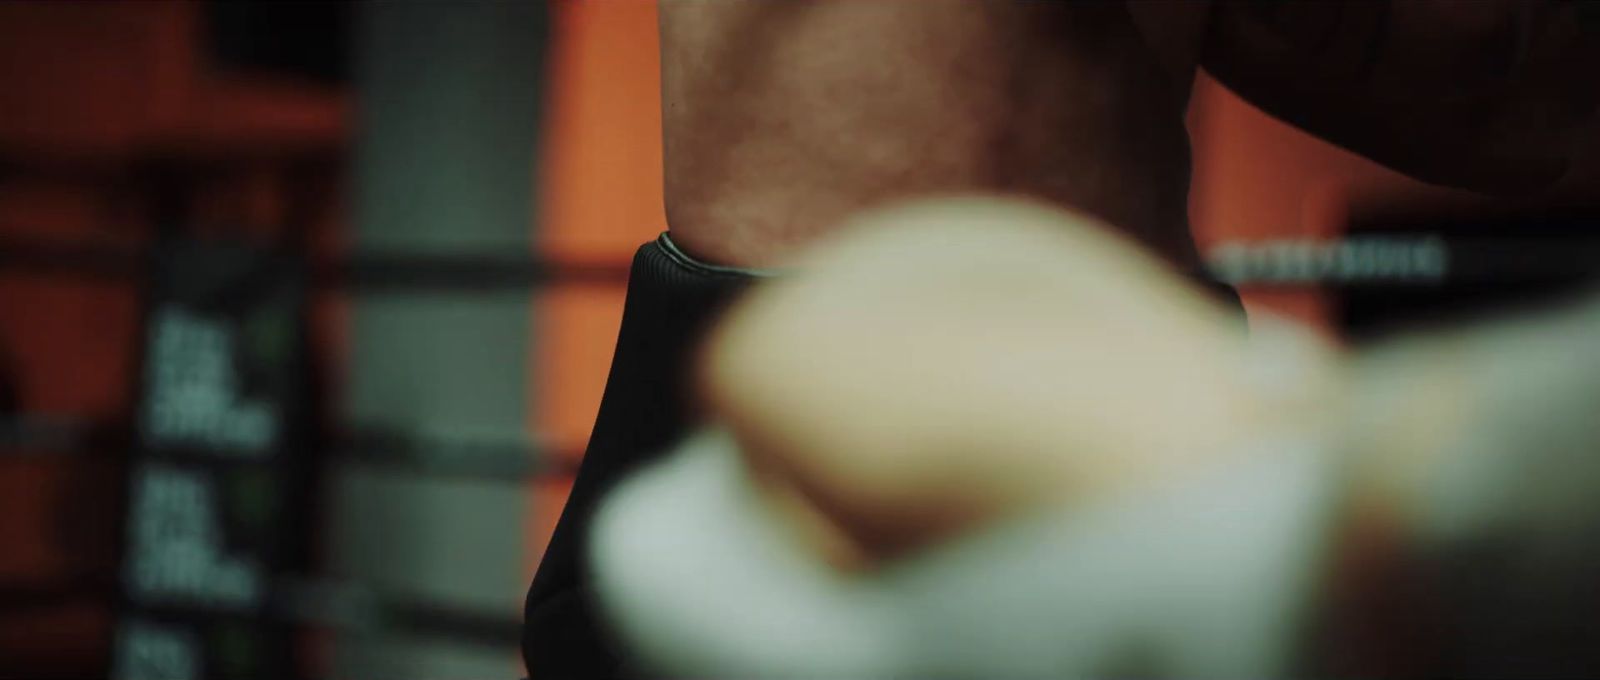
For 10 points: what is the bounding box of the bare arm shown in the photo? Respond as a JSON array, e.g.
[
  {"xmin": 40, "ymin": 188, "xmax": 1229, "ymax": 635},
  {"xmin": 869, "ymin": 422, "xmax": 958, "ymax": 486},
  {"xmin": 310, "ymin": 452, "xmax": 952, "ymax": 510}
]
[{"xmin": 660, "ymin": 0, "xmax": 1210, "ymax": 268}]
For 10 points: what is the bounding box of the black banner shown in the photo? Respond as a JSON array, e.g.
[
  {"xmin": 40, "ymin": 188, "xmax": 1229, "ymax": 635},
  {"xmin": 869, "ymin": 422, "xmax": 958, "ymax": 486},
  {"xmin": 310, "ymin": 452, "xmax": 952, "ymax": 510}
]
[
  {"xmin": 113, "ymin": 241, "xmax": 314, "ymax": 680},
  {"xmin": 1336, "ymin": 212, "xmax": 1600, "ymax": 341}
]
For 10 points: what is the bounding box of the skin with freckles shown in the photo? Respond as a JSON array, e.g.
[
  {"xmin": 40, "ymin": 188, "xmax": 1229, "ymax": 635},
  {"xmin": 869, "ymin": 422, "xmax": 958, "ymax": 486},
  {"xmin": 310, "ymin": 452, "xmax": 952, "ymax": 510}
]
[{"xmin": 660, "ymin": 1, "xmax": 1203, "ymax": 269}]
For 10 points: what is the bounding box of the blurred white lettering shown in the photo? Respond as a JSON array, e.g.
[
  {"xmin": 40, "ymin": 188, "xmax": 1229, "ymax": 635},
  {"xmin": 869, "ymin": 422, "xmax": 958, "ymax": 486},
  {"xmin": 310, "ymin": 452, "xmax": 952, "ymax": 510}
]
[
  {"xmin": 143, "ymin": 309, "xmax": 277, "ymax": 454},
  {"xmin": 126, "ymin": 465, "xmax": 262, "ymax": 609}
]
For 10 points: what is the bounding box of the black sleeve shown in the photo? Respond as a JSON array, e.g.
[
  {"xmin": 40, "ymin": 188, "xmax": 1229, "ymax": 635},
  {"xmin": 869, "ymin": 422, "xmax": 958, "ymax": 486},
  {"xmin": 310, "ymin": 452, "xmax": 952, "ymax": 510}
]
[{"xmin": 523, "ymin": 236, "xmax": 755, "ymax": 679}]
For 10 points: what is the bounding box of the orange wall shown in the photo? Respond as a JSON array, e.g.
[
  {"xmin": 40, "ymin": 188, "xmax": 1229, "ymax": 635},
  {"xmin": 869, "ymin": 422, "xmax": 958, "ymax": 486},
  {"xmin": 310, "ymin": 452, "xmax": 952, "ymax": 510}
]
[
  {"xmin": 1189, "ymin": 72, "xmax": 1427, "ymax": 331},
  {"xmin": 527, "ymin": 0, "xmax": 666, "ymax": 568}
]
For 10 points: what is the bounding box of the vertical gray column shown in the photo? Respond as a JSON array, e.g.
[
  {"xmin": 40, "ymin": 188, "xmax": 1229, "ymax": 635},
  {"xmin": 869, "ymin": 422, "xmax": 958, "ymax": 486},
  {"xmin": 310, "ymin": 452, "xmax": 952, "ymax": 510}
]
[{"xmin": 336, "ymin": 3, "xmax": 545, "ymax": 678}]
